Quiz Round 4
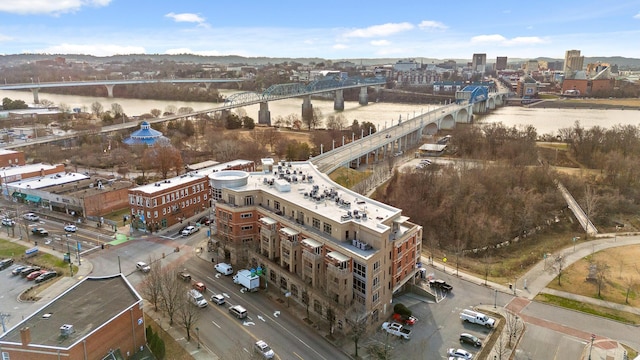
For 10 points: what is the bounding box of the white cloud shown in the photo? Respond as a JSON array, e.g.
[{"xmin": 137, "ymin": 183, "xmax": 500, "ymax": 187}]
[
  {"xmin": 634, "ymin": 12, "xmax": 640, "ymax": 19},
  {"xmin": 470, "ymin": 34, "xmax": 546, "ymax": 46},
  {"xmin": 0, "ymin": 33, "xmax": 12, "ymax": 41},
  {"xmin": 38, "ymin": 43, "xmax": 145, "ymax": 56},
  {"xmin": 504, "ymin": 36, "xmax": 546, "ymax": 45},
  {"xmin": 471, "ymin": 34, "xmax": 508, "ymax": 43},
  {"xmin": 333, "ymin": 44, "xmax": 348, "ymax": 50},
  {"xmin": 165, "ymin": 12, "xmax": 205, "ymax": 24},
  {"xmin": 0, "ymin": 0, "xmax": 111, "ymax": 15},
  {"xmin": 343, "ymin": 22, "xmax": 414, "ymax": 38},
  {"xmin": 370, "ymin": 40, "xmax": 390, "ymax": 46},
  {"xmin": 418, "ymin": 20, "xmax": 448, "ymax": 30},
  {"xmin": 165, "ymin": 48, "xmax": 221, "ymax": 56}
]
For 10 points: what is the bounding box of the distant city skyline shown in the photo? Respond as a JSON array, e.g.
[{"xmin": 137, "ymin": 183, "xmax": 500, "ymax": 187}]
[{"xmin": 0, "ymin": 1, "xmax": 639, "ymax": 60}]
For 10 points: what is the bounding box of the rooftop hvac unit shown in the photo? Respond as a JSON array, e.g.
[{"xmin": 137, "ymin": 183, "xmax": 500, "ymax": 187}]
[{"xmin": 60, "ymin": 324, "xmax": 74, "ymax": 337}]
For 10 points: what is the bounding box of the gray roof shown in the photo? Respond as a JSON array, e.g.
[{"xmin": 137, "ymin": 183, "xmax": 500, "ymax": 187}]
[{"xmin": 0, "ymin": 275, "xmax": 142, "ymax": 349}]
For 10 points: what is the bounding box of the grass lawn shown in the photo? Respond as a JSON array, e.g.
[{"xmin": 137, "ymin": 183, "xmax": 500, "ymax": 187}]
[{"xmin": 546, "ymin": 245, "xmax": 640, "ymax": 307}]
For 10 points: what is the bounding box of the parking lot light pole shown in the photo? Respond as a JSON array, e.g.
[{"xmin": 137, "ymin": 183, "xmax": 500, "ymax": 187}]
[
  {"xmin": 196, "ymin": 327, "xmax": 200, "ymax": 349},
  {"xmin": 588, "ymin": 334, "xmax": 595, "ymax": 359},
  {"xmin": 494, "ymin": 289, "xmax": 498, "ymax": 309},
  {"xmin": 66, "ymin": 234, "xmax": 73, "ymax": 276}
]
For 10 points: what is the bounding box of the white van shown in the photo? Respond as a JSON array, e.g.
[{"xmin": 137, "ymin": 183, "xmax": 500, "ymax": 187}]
[
  {"xmin": 188, "ymin": 289, "xmax": 208, "ymax": 308},
  {"xmin": 215, "ymin": 263, "xmax": 233, "ymax": 276},
  {"xmin": 229, "ymin": 304, "xmax": 247, "ymax": 319}
]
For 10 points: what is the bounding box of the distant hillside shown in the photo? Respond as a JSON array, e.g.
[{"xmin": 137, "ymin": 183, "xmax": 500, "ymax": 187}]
[{"xmin": 1, "ymin": 53, "xmax": 639, "ymax": 69}]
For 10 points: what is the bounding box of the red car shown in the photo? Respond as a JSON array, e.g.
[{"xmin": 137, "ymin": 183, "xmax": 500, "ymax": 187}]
[
  {"xmin": 26, "ymin": 269, "xmax": 46, "ymax": 281},
  {"xmin": 392, "ymin": 313, "xmax": 417, "ymax": 326}
]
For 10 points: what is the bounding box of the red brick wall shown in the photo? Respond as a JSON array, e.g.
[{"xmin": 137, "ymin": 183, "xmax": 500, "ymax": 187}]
[
  {"xmin": 84, "ymin": 187, "xmax": 131, "ymax": 217},
  {"xmin": 0, "ymin": 151, "xmax": 25, "ymax": 167},
  {"xmin": 0, "ymin": 304, "xmax": 145, "ymax": 360}
]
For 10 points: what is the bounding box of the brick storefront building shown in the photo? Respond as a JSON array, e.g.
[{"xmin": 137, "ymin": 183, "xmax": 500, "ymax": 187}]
[{"xmin": 0, "ymin": 275, "xmax": 146, "ymax": 360}]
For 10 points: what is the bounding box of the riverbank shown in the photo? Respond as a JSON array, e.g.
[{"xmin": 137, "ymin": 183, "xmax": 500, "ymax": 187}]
[{"xmin": 529, "ymin": 98, "xmax": 640, "ymax": 110}]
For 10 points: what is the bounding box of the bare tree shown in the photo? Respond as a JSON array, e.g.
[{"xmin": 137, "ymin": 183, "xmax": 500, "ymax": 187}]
[
  {"xmin": 366, "ymin": 330, "xmax": 402, "ymax": 360},
  {"xmin": 91, "ymin": 101, "xmax": 103, "ymax": 117},
  {"xmin": 483, "ymin": 252, "xmax": 492, "ymax": 286},
  {"xmin": 504, "ymin": 312, "xmax": 521, "ymax": 347},
  {"xmin": 176, "ymin": 291, "xmax": 201, "ymax": 341},
  {"xmin": 140, "ymin": 257, "xmax": 163, "ymax": 311},
  {"xmin": 160, "ymin": 269, "xmax": 187, "ymax": 325},
  {"xmin": 150, "ymin": 108, "xmax": 162, "ymax": 117},
  {"xmin": 582, "ymin": 185, "xmax": 599, "ymax": 238},
  {"xmin": 623, "ymin": 276, "xmax": 636, "ymax": 304},
  {"xmin": 493, "ymin": 332, "xmax": 511, "ymax": 360},
  {"xmin": 593, "ymin": 260, "xmax": 610, "ymax": 297},
  {"xmin": 549, "ymin": 254, "xmax": 566, "ymax": 286},
  {"xmin": 345, "ymin": 305, "xmax": 369, "ymax": 358}
]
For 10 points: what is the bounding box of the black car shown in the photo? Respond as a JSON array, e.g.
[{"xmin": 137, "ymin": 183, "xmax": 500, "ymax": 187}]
[
  {"xmin": 0, "ymin": 258, "xmax": 14, "ymax": 270},
  {"xmin": 429, "ymin": 279, "xmax": 453, "ymax": 292},
  {"xmin": 459, "ymin": 333, "xmax": 482, "ymax": 347},
  {"xmin": 35, "ymin": 271, "xmax": 58, "ymax": 283},
  {"xmin": 20, "ymin": 266, "xmax": 41, "ymax": 277}
]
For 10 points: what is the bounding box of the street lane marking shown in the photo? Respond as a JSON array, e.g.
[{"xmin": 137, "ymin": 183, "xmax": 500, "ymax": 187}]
[{"xmin": 211, "ymin": 320, "xmax": 221, "ymax": 329}]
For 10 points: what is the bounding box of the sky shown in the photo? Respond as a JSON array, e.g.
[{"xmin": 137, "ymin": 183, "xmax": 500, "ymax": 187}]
[{"xmin": 0, "ymin": 0, "xmax": 639, "ymax": 60}]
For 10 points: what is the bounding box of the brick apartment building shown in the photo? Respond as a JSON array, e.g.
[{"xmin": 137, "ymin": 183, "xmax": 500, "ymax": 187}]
[
  {"xmin": 0, "ymin": 149, "xmax": 25, "ymax": 167},
  {"xmin": 128, "ymin": 160, "xmax": 255, "ymax": 230},
  {"xmin": 0, "ymin": 275, "xmax": 146, "ymax": 360},
  {"xmin": 210, "ymin": 160, "xmax": 422, "ymax": 331}
]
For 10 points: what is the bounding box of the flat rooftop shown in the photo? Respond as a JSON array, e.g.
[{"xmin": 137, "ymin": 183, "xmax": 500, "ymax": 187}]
[
  {"xmin": 220, "ymin": 161, "xmax": 400, "ymax": 235},
  {"xmin": 0, "ymin": 275, "xmax": 141, "ymax": 349},
  {"xmin": 9, "ymin": 171, "xmax": 90, "ymax": 190}
]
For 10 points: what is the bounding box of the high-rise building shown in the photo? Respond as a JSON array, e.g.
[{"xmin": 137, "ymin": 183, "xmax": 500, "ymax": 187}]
[
  {"xmin": 496, "ymin": 57, "xmax": 507, "ymax": 71},
  {"xmin": 472, "ymin": 53, "xmax": 487, "ymax": 73},
  {"xmin": 564, "ymin": 50, "xmax": 584, "ymax": 76}
]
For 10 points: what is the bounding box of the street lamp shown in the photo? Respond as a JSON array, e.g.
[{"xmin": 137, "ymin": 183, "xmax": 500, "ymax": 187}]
[
  {"xmin": 494, "ymin": 289, "xmax": 498, "ymax": 308},
  {"xmin": 66, "ymin": 234, "xmax": 73, "ymax": 276},
  {"xmin": 588, "ymin": 334, "xmax": 595, "ymax": 359},
  {"xmin": 195, "ymin": 327, "xmax": 200, "ymax": 349}
]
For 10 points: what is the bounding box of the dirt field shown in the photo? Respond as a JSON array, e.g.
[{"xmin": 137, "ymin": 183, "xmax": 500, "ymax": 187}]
[{"xmin": 546, "ymin": 244, "xmax": 640, "ymax": 306}]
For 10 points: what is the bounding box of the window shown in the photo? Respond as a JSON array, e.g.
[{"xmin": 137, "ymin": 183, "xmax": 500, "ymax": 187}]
[
  {"xmin": 241, "ymin": 225, "xmax": 253, "ymax": 231},
  {"xmin": 372, "ymin": 291, "xmax": 379, "ymax": 303},
  {"xmin": 241, "ymin": 213, "xmax": 253, "ymax": 219},
  {"xmin": 353, "ymin": 277, "xmax": 366, "ymax": 295},
  {"xmin": 312, "ymin": 218, "xmax": 320, "ymax": 229},
  {"xmin": 353, "ymin": 261, "xmax": 366, "ymax": 278},
  {"xmin": 154, "ymin": 211, "xmax": 158, "ymax": 218},
  {"xmin": 373, "ymin": 261, "xmax": 380, "ymax": 272},
  {"xmin": 274, "ymin": 201, "xmax": 280, "ymax": 211},
  {"xmin": 244, "ymin": 196, "xmax": 254, "ymax": 206},
  {"xmin": 373, "ymin": 276, "xmax": 379, "ymax": 289},
  {"xmin": 314, "ymin": 300, "xmax": 322, "ymax": 314},
  {"xmin": 323, "ymin": 223, "xmax": 332, "ymax": 235},
  {"xmin": 2, "ymin": 351, "xmax": 10, "ymax": 360}
]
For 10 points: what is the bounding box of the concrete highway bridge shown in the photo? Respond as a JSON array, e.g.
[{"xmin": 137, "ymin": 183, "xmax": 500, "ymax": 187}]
[
  {"xmin": 310, "ymin": 90, "xmax": 510, "ymax": 174},
  {"xmin": 0, "ymin": 78, "xmax": 244, "ymax": 103}
]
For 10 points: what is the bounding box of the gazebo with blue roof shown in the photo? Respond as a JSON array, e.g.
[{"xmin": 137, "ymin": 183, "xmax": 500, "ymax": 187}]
[{"xmin": 123, "ymin": 121, "xmax": 169, "ymax": 146}]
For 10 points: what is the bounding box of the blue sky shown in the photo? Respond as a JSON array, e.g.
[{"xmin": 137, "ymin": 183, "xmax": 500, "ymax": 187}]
[{"xmin": 0, "ymin": 0, "xmax": 639, "ymax": 60}]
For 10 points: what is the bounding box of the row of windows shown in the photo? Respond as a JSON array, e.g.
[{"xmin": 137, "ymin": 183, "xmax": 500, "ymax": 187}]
[{"xmin": 130, "ymin": 183, "xmax": 207, "ymax": 207}]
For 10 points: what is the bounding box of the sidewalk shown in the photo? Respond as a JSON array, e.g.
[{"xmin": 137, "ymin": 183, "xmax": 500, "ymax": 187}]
[{"xmin": 426, "ymin": 233, "xmax": 640, "ymax": 360}]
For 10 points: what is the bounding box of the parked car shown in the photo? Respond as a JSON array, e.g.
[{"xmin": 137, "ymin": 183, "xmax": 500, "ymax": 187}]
[
  {"xmin": 254, "ymin": 340, "xmax": 275, "ymax": 359},
  {"xmin": 23, "ymin": 213, "xmax": 40, "ymax": 221},
  {"xmin": 26, "ymin": 269, "xmax": 46, "ymax": 281},
  {"xmin": 0, "ymin": 258, "xmax": 14, "ymax": 270},
  {"xmin": 178, "ymin": 269, "xmax": 191, "ymax": 281},
  {"xmin": 193, "ymin": 282, "xmax": 206, "ymax": 293},
  {"xmin": 31, "ymin": 227, "xmax": 49, "ymax": 236},
  {"xmin": 20, "ymin": 266, "xmax": 41, "ymax": 277},
  {"xmin": 136, "ymin": 262, "xmax": 151, "ymax": 273},
  {"xmin": 392, "ymin": 313, "xmax": 418, "ymax": 326},
  {"xmin": 459, "ymin": 333, "xmax": 482, "ymax": 347},
  {"xmin": 429, "ymin": 279, "xmax": 453, "ymax": 292},
  {"xmin": 64, "ymin": 224, "xmax": 77, "ymax": 232},
  {"xmin": 2, "ymin": 218, "xmax": 15, "ymax": 227},
  {"xmin": 447, "ymin": 348, "xmax": 473, "ymax": 359},
  {"xmin": 12, "ymin": 265, "xmax": 28, "ymax": 275},
  {"xmin": 211, "ymin": 294, "xmax": 225, "ymax": 305},
  {"xmin": 35, "ymin": 271, "xmax": 58, "ymax": 283},
  {"xmin": 181, "ymin": 225, "xmax": 199, "ymax": 236}
]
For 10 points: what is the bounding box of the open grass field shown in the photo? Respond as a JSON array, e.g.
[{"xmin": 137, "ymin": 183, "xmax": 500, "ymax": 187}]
[{"xmin": 546, "ymin": 244, "xmax": 640, "ymax": 307}]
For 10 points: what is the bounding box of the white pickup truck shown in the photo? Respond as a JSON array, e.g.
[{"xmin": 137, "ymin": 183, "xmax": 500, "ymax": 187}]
[
  {"xmin": 460, "ymin": 309, "xmax": 495, "ymax": 328},
  {"xmin": 381, "ymin": 322, "xmax": 411, "ymax": 340}
]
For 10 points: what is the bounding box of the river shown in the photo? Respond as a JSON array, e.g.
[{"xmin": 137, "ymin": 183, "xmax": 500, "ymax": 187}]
[{"xmin": 1, "ymin": 88, "xmax": 638, "ymax": 135}]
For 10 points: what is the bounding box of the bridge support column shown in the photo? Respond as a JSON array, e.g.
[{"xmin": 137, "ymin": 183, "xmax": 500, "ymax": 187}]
[
  {"xmin": 302, "ymin": 96, "xmax": 313, "ymax": 123},
  {"xmin": 358, "ymin": 87, "xmax": 368, "ymax": 105},
  {"xmin": 105, "ymin": 84, "xmax": 115, "ymax": 98},
  {"xmin": 30, "ymin": 88, "xmax": 40, "ymax": 104},
  {"xmin": 334, "ymin": 89, "xmax": 344, "ymax": 111},
  {"xmin": 220, "ymin": 109, "xmax": 231, "ymax": 127},
  {"xmin": 258, "ymin": 102, "xmax": 271, "ymax": 126}
]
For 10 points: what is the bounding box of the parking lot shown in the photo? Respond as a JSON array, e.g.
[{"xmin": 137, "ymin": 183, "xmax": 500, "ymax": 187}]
[{"xmin": 0, "ymin": 261, "xmax": 52, "ymax": 330}]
